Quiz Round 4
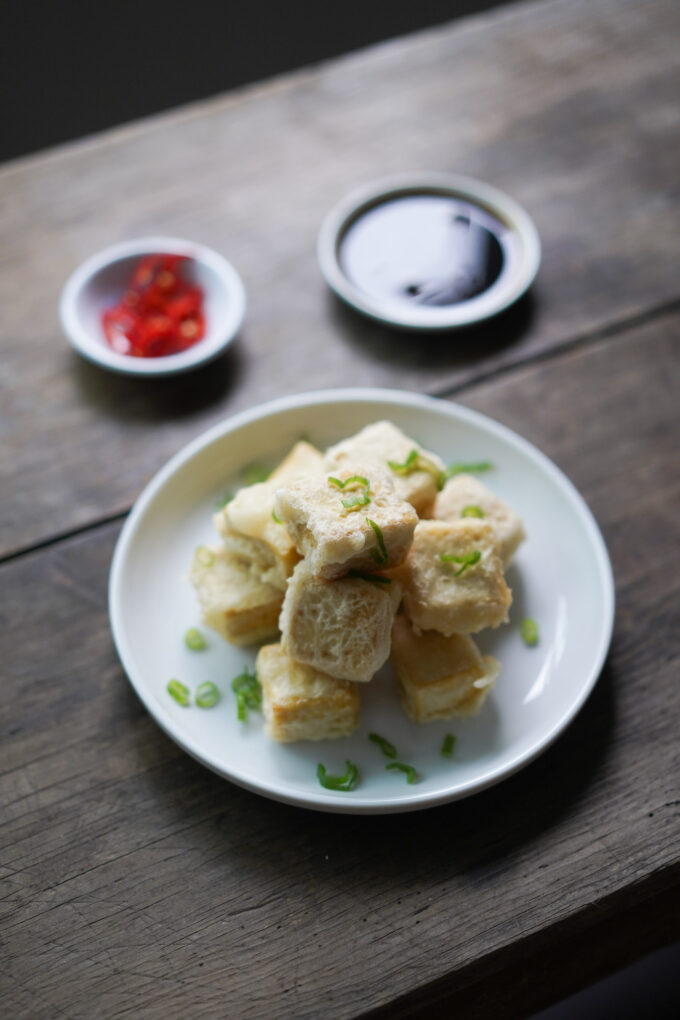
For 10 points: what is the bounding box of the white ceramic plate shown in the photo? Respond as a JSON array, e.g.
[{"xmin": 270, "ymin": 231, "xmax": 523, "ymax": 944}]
[{"xmin": 109, "ymin": 389, "xmax": 614, "ymax": 813}]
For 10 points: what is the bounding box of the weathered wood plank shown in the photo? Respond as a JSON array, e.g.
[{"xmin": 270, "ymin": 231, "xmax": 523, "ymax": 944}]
[
  {"xmin": 2, "ymin": 0, "xmax": 680, "ymax": 556},
  {"xmin": 2, "ymin": 314, "xmax": 678, "ymax": 1018}
]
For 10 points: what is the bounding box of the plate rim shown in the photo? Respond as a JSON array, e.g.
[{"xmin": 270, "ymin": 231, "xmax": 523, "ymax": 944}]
[{"xmin": 109, "ymin": 387, "xmax": 615, "ymax": 813}]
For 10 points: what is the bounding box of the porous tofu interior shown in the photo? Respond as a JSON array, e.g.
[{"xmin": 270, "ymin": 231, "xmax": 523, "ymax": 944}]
[
  {"xmin": 218, "ymin": 527, "xmax": 292, "ymax": 591},
  {"xmin": 434, "ymin": 474, "xmax": 525, "ymax": 564},
  {"xmin": 274, "ymin": 464, "xmax": 418, "ymax": 579},
  {"xmin": 325, "ymin": 420, "xmax": 445, "ymax": 517},
  {"xmin": 257, "ymin": 643, "xmax": 360, "ymax": 742},
  {"xmin": 400, "ymin": 519, "xmax": 512, "ymax": 634},
  {"xmin": 279, "ymin": 563, "xmax": 402, "ymax": 682}
]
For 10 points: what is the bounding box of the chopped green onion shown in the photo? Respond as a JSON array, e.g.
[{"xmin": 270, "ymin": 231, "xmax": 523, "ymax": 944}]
[
  {"xmin": 195, "ymin": 546, "xmax": 215, "ymax": 568},
  {"xmin": 386, "ymin": 762, "xmax": 417, "ymax": 784},
  {"xmin": 461, "ymin": 505, "xmax": 485, "ymax": 518},
  {"xmin": 167, "ymin": 679, "xmax": 190, "ymax": 706},
  {"xmin": 215, "ymin": 492, "xmax": 234, "ymax": 509},
  {"xmin": 328, "ymin": 474, "xmax": 370, "ymax": 490},
  {"xmin": 341, "ymin": 491, "xmax": 371, "ymax": 510},
  {"xmin": 328, "ymin": 475, "xmax": 371, "ymax": 511},
  {"xmin": 439, "ymin": 550, "xmax": 482, "ymax": 576},
  {"xmin": 317, "ymin": 760, "xmax": 359, "ymax": 791},
  {"xmin": 184, "ymin": 627, "xmax": 206, "ymax": 651},
  {"xmin": 271, "ymin": 508, "xmax": 283, "ymax": 524},
  {"xmin": 369, "ymin": 732, "xmax": 397, "ymax": 758},
  {"xmin": 441, "ymin": 734, "xmax": 456, "ymax": 758},
  {"xmin": 241, "ymin": 463, "xmax": 271, "ymax": 486},
  {"xmin": 366, "ymin": 517, "xmax": 388, "ymax": 566},
  {"xmin": 446, "ymin": 461, "xmax": 494, "ymax": 478},
  {"xmin": 348, "ymin": 569, "xmax": 392, "ymax": 584},
  {"xmin": 520, "ymin": 618, "xmax": 539, "ymax": 646},
  {"xmin": 196, "ymin": 682, "xmax": 220, "ymax": 708},
  {"xmin": 231, "ymin": 668, "xmax": 262, "ymax": 721},
  {"xmin": 387, "ymin": 449, "xmax": 446, "ymax": 491}
]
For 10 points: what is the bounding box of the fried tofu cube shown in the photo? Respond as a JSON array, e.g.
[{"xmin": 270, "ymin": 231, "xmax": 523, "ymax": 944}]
[
  {"xmin": 279, "ymin": 561, "xmax": 402, "ymax": 682},
  {"xmin": 216, "ymin": 526, "xmax": 297, "ymax": 592},
  {"xmin": 397, "ymin": 519, "xmax": 511, "ymax": 635},
  {"xmin": 190, "ymin": 545, "xmax": 283, "ymax": 646},
  {"xmin": 274, "ymin": 466, "xmax": 417, "ymax": 579},
  {"xmin": 215, "ymin": 485, "xmax": 299, "ymax": 590},
  {"xmin": 434, "ymin": 474, "xmax": 525, "ymax": 564},
  {"xmin": 391, "ymin": 615, "xmax": 499, "ymax": 721},
  {"xmin": 325, "ymin": 420, "xmax": 446, "ymax": 516},
  {"xmin": 213, "ymin": 441, "xmax": 324, "ymax": 589},
  {"xmin": 269, "ymin": 440, "xmax": 325, "ymax": 482},
  {"xmin": 257, "ymin": 642, "xmax": 360, "ymax": 742}
]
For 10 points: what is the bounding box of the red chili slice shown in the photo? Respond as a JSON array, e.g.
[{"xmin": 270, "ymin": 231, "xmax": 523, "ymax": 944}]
[{"xmin": 102, "ymin": 254, "xmax": 206, "ymax": 358}]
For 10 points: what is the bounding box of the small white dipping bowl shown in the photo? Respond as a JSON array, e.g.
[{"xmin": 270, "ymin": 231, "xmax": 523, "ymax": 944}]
[{"xmin": 60, "ymin": 236, "xmax": 246, "ymax": 376}]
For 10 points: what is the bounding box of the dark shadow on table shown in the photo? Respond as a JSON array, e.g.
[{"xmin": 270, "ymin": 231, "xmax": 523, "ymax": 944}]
[
  {"xmin": 69, "ymin": 332, "xmax": 245, "ymax": 423},
  {"xmin": 327, "ymin": 291, "xmax": 537, "ymax": 379},
  {"xmin": 128, "ymin": 650, "xmax": 616, "ymax": 885}
]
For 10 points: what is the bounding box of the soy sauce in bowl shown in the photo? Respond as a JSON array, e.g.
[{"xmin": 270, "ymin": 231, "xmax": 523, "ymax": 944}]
[{"xmin": 339, "ymin": 195, "xmax": 507, "ymax": 309}]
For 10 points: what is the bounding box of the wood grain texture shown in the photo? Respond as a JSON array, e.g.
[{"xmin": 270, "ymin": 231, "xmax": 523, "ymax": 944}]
[
  {"xmin": 2, "ymin": 314, "xmax": 678, "ymax": 1019},
  {"xmin": 2, "ymin": 0, "xmax": 680, "ymax": 556}
]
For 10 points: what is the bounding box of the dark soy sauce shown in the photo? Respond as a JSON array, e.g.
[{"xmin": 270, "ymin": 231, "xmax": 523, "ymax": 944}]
[{"xmin": 339, "ymin": 195, "xmax": 506, "ymax": 308}]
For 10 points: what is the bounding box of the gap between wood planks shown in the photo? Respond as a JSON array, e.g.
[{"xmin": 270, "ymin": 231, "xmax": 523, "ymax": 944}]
[{"xmin": 3, "ymin": 292, "xmax": 679, "ymax": 570}]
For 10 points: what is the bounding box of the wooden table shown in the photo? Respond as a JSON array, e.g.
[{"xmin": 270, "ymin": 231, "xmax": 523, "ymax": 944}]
[{"xmin": 2, "ymin": 0, "xmax": 679, "ymax": 1015}]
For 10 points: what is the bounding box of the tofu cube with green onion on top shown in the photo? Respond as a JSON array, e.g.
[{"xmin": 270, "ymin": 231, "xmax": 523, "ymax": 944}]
[
  {"xmin": 257, "ymin": 642, "xmax": 360, "ymax": 742},
  {"xmin": 324, "ymin": 420, "xmax": 446, "ymax": 517},
  {"xmin": 395, "ymin": 519, "xmax": 511, "ymax": 635},
  {"xmin": 273, "ymin": 465, "xmax": 417, "ymax": 580},
  {"xmin": 433, "ymin": 474, "xmax": 525, "ymax": 565},
  {"xmin": 213, "ymin": 441, "xmax": 324, "ymax": 590},
  {"xmin": 391, "ymin": 614, "xmax": 499, "ymax": 722},
  {"xmin": 279, "ymin": 561, "xmax": 402, "ymax": 682},
  {"xmin": 189, "ymin": 544, "xmax": 283, "ymax": 646}
]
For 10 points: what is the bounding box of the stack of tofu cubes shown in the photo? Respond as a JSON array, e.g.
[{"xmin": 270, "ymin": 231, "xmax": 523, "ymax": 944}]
[{"xmin": 190, "ymin": 421, "xmax": 525, "ymax": 742}]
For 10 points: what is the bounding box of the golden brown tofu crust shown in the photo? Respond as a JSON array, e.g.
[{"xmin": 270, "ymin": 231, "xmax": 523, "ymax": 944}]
[
  {"xmin": 257, "ymin": 643, "xmax": 360, "ymax": 742},
  {"xmin": 397, "ymin": 519, "xmax": 512, "ymax": 634}
]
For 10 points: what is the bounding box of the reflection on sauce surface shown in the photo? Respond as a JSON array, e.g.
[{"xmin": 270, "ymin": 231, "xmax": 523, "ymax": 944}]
[{"xmin": 339, "ymin": 195, "xmax": 507, "ymax": 308}]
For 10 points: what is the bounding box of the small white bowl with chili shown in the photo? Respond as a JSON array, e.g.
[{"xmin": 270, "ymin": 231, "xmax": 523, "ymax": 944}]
[{"xmin": 60, "ymin": 236, "xmax": 246, "ymax": 376}]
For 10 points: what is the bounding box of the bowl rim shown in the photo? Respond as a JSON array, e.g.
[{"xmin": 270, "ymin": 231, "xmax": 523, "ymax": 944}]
[
  {"xmin": 317, "ymin": 172, "xmax": 541, "ymax": 332},
  {"xmin": 59, "ymin": 235, "xmax": 246, "ymax": 376}
]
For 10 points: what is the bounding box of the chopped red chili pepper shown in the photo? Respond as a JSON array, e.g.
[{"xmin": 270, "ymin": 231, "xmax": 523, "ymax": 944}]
[{"xmin": 102, "ymin": 254, "xmax": 206, "ymax": 357}]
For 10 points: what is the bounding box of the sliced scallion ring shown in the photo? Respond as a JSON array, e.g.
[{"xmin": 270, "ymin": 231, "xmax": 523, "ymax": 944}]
[
  {"xmin": 441, "ymin": 734, "xmax": 456, "ymax": 758},
  {"xmin": 317, "ymin": 760, "xmax": 359, "ymax": 791},
  {"xmin": 184, "ymin": 627, "xmax": 206, "ymax": 651},
  {"xmin": 328, "ymin": 474, "xmax": 371, "ymax": 511},
  {"xmin": 167, "ymin": 679, "xmax": 190, "ymax": 706},
  {"xmin": 446, "ymin": 461, "xmax": 493, "ymax": 478},
  {"xmin": 439, "ymin": 550, "xmax": 482, "ymax": 576},
  {"xmin": 231, "ymin": 668, "xmax": 262, "ymax": 721},
  {"xmin": 366, "ymin": 517, "xmax": 388, "ymax": 566},
  {"xmin": 520, "ymin": 617, "xmax": 539, "ymax": 646},
  {"xmin": 461, "ymin": 505, "xmax": 484, "ymax": 518},
  {"xmin": 369, "ymin": 732, "xmax": 397, "ymax": 758},
  {"xmin": 195, "ymin": 682, "xmax": 220, "ymax": 708},
  {"xmin": 386, "ymin": 762, "xmax": 417, "ymax": 784},
  {"xmin": 387, "ymin": 449, "xmax": 446, "ymax": 491}
]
